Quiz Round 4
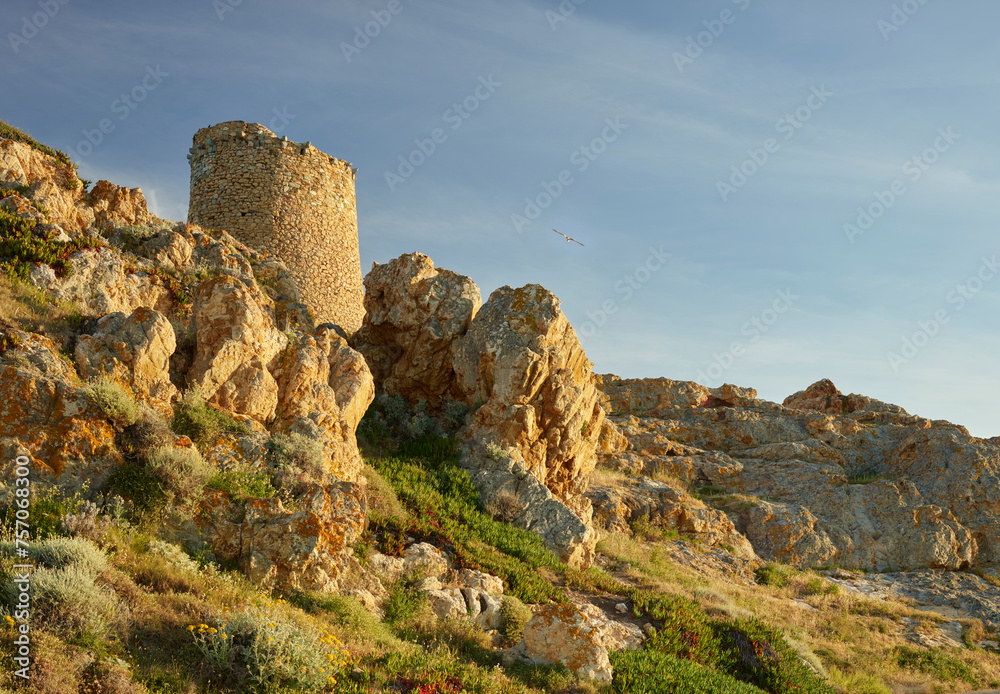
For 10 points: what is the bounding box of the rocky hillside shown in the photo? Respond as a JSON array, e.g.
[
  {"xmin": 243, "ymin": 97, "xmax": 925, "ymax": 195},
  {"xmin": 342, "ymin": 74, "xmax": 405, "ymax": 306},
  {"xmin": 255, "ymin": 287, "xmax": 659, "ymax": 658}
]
[{"xmin": 1, "ymin": 121, "xmax": 999, "ymax": 693}]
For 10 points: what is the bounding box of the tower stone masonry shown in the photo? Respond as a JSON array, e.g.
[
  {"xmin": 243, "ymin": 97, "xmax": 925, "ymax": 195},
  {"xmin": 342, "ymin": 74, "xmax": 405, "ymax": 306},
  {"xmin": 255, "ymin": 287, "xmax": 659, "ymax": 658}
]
[{"xmin": 187, "ymin": 121, "xmax": 365, "ymax": 333}]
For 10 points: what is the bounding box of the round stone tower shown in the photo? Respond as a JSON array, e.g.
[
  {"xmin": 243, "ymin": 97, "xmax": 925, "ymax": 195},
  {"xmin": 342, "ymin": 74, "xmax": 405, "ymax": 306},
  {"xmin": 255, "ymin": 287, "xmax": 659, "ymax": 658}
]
[{"xmin": 187, "ymin": 121, "xmax": 364, "ymax": 333}]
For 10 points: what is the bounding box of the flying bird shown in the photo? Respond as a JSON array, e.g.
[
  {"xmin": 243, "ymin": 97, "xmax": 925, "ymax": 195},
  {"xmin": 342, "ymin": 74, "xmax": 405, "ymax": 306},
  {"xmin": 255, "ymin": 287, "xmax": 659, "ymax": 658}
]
[{"xmin": 552, "ymin": 229, "xmax": 584, "ymax": 246}]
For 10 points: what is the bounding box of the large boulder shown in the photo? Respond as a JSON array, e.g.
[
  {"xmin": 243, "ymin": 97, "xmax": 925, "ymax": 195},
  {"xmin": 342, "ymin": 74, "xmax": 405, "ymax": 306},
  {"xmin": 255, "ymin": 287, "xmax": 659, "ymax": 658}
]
[
  {"xmin": 518, "ymin": 603, "xmax": 613, "ymax": 683},
  {"xmin": 196, "ymin": 480, "xmax": 366, "ymax": 594},
  {"xmin": 453, "ymin": 284, "xmax": 605, "ymax": 515},
  {"xmin": 884, "ymin": 428, "xmax": 1000, "ymax": 562},
  {"xmin": 89, "ymin": 180, "xmax": 152, "ymax": 230},
  {"xmin": 74, "ymin": 307, "xmax": 178, "ymax": 418},
  {"xmin": 187, "ymin": 275, "xmax": 287, "ymax": 423},
  {"xmin": 272, "ymin": 326, "xmax": 374, "ymax": 482},
  {"xmin": 352, "ymin": 252, "xmax": 480, "ymax": 408}
]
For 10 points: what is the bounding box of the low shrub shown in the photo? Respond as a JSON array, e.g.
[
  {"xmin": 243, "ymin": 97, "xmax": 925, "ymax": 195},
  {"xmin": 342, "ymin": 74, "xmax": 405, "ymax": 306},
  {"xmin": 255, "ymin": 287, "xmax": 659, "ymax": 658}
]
[
  {"xmin": 268, "ymin": 432, "xmax": 326, "ymax": 492},
  {"xmin": 755, "ymin": 563, "xmax": 798, "ymax": 588},
  {"xmin": 107, "ymin": 460, "xmax": 166, "ymax": 517},
  {"xmin": 190, "ymin": 608, "xmax": 351, "ymax": 692},
  {"xmin": 171, "ymin": 389, "xmax": 248, "ymax": 447},
  {"xmin": 893, "ymin": 645, "xmax": 975, "ymax": 683},
  {"xmin": 384, "ymin": 581, "xmax": 430, "ymax": 627},
  {"xmin": 486, "ymin": 490, "xmax": 522, "ymax": 524},
  {"xmin": 59, "ymin": 499, "xmax": 114, "ymax": 544},
  {"xmin": 0, "ymin": 484, "xmax": 88, "ymax": 542},
  {"xmin": 82, "ymin": 377, "xmax": 140, "ymax": 429},
  {"xmin": 145, "ymin": 445, "xmax": 214, "ymax": 512},
  {"xmin": 208, "ymin": 468, "xmax": 277, "ymax": 501},
  {"xmin": 498, "ymin": 595, "xmax": 532, "ymax": 646},
  {"xmin": 7, "ymin": 565, "xmax": 120, "ymax": 638},
  {"xmin": 147, "ymin": 540, "xmax": 201, "ymax": 574},
  {"xmin": 31, "ymin": 536, "xmax": 109, "ymax": 577}
]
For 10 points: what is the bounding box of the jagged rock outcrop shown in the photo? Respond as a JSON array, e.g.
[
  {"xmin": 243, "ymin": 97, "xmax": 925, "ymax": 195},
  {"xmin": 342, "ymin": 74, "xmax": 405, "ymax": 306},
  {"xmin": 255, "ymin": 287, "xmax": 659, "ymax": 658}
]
[
  {"xmin": 74, "ymin": 307, "xmax": 178, "ymax": 418},
  {"xmin": 351, "ymin": 257, "xmax": 607, "ymax": 567},
  {"xmin": 599, "ymin": 376, "xmax": 997, "ymax": 572},
  {"xmin": 352, "ymin": 252, "xmax": 480, "ymax": 408},
  {"xmin": 32, "ymin": 248, "xmax": 174, "ymax": 317},
  {"xmin": 89, "ymin": 180, "xmax": 152, "ymax": 230},
  {"xmin": 0, "ymin": 139, "xmax": 95, "ymax": 233},
  {"xmin": 453, "ymin": 284, "xmax": 605, "ymax": 518},
  {"xmin": 783, "ymin": 378, "xmax": 907, "ymax": 416},
  {"xmin": 196, "ymin": 480, "xmax": 367, "ymax": 594},
  {"xmin": 272, "ymin": 326, "xmax": 374, "ymax": 482},
  {"xmin": 884, "ymin": 428, "xmax": 1000, "ymax": 562},
  {"xmin": 187, "ymin": 275, "xmax": 287, "ymax": 423},
  {"xmin": 595, "ymin": 373, "xmax": 759, "ymax": 416}
]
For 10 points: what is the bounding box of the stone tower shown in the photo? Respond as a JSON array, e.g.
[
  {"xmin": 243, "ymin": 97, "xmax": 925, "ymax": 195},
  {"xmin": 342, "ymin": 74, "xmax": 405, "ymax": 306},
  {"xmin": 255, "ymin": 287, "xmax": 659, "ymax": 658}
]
[{"xmin": 187, "ymin": 121, "xmax": 364, "ymax": 333}]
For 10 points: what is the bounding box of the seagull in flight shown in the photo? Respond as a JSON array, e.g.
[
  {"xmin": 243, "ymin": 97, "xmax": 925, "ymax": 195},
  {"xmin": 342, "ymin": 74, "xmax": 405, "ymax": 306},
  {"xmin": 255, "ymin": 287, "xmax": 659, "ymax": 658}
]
[{"xmin": 553, "ymin": 229, "xmax": 584, "ymax": 246}]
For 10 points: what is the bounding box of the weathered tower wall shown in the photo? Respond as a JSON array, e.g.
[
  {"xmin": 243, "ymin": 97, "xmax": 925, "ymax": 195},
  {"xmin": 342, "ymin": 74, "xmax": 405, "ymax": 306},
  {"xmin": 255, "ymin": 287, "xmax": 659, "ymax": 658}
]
[{"xmin": 187, "ymin": 121, "xmax": 364, "ymax": 333}]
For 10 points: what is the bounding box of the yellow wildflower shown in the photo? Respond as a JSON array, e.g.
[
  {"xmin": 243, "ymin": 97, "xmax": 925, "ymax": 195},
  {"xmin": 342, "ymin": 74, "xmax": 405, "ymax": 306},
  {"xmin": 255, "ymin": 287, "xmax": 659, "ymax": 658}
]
[{"xmin": 186, "ymin": 625, "xmax": 196, "ymax": 631}]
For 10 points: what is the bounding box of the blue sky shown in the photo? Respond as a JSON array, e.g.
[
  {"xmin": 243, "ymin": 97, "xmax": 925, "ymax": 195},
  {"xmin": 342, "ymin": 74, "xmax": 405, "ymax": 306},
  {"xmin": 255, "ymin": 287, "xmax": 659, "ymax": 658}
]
[{"xmin": 3, "ymin": 0, "xmax": 999, "ymax": 437}]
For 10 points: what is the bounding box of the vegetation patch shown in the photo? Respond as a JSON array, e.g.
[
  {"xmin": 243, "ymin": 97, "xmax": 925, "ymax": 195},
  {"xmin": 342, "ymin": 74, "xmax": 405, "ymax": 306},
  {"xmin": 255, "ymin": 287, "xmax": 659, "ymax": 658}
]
[
  {"xmin": 0, "ymin": 206, "xmax": 103, "ymax": 280},
  {"xmin": 171, "ymin": 389, "xmax": 249, "ymax": 447}
]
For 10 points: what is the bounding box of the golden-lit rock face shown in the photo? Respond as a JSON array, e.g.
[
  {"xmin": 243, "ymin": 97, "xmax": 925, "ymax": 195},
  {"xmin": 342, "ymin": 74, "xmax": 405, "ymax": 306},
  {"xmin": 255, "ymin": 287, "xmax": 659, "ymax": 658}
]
[
  {"xmin": 0, "ymin": 364, "xmax": 121, "ymax": 501},
  {"xmin": 0, "ymin": 139, "xmax": 95, "ymax": 233},
  {"xmin": 75, "ymin": 307, "xmax": 178, "ymax": 419},
  {"xmin": 196, "ymin": 480, "xmax": 367, "ymax": 594},
  {"xmin": 272, "ymin": 326, "xmax": 374, "ymax": 483},
  {"xmin": 89, "ymin": 180, "xmax": 152, "ymax": 230},
  {"xmin": 453, "ymin": 284, "xmax": 605, "ymax": 516},
  {"xmin": 521, "ymin": 603, "xmax": 613, "ymax": 683},
  {"xmin": 352, "ymin": 252, "xmax": 480, "ymax": 409},
  {"xmin": 598, "ymin": 375, "xmax": 1000, "ymax": 572},
  {"xmin": 187, "ymin": 274, "xmax": 288, "ymax": 423}
]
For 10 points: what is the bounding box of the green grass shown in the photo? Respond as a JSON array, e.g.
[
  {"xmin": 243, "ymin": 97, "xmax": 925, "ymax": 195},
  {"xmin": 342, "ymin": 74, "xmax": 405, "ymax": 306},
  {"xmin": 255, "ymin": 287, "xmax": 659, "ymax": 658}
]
[
  {"xmin": 893, "ymin": 645, "xmax": 975, "ymax": 683},
  {"xmin": 367, "ymin": 440, "xmax": 836, "ymax": 694}
]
